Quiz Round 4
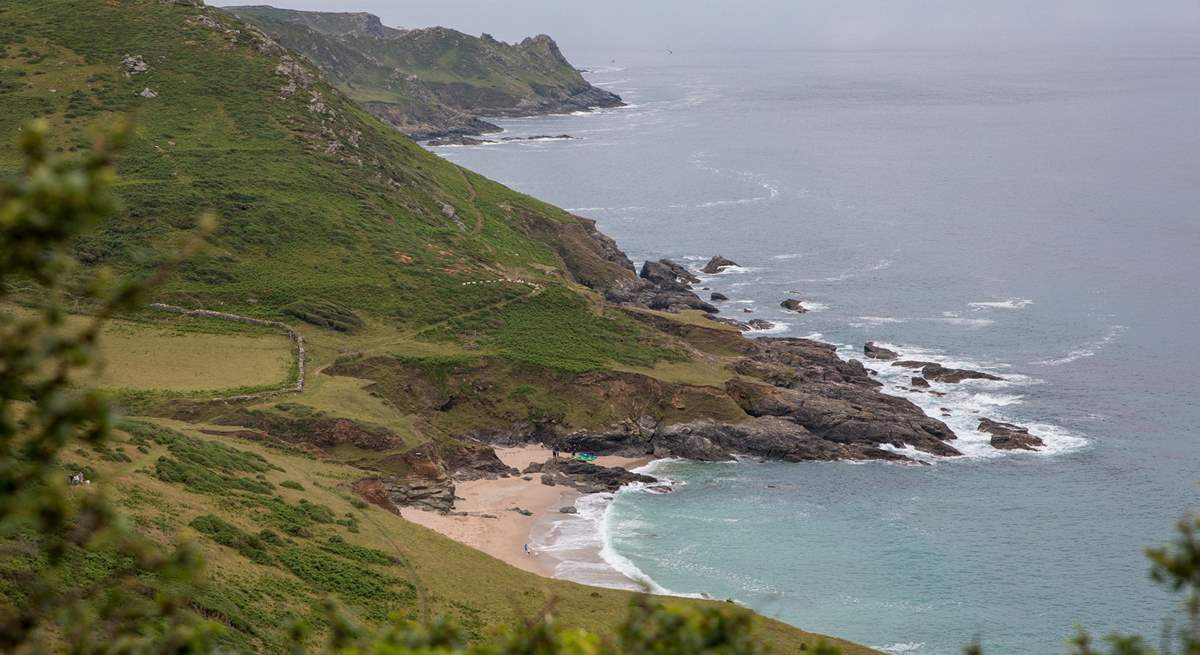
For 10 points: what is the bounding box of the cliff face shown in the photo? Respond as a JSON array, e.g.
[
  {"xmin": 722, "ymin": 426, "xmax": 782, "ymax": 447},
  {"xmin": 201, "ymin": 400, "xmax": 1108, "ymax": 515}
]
[{"xmin": 224, "ymin": 6, "xmax": 623, "ymax": 139}]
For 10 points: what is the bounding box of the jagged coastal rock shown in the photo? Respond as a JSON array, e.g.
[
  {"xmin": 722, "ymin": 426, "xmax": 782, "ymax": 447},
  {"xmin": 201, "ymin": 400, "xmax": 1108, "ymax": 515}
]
[
  {"xmin": 780, "ymin": 298, "xmax": 807, "ymax": 313},
  {"xmin": 603, "ymin": 259, "xmax": 716, "ymax": 313},
  {"xmin": 979, "ymin": 418, "xmax": 1045, "ymax": 451},
  {"xmin": 920, "ymin": 363, "xmax": 1003, "ymax": 383},
  {"xmin": 538, "ymin": 458, "xmax": 657, "ymax": 493},
  {"xmin": 353, "ymin": 474, "xmax": 455, "ymax": 514},
  {"xmin": 864, "ymin": 342, "xmax": 899, "ymax": 360},
  {"xmin": 425, "ymin": 134, "xmax": 574, "ymax": 147},
  {"xmin": 890, "ymin": 360, "xmax": 1003, "ymax": 383},
  {"xmin": 538, "ymin": 337, "xmax": 962, "ymax": 462},
  {"xmin": 701, "ymin": 255, "xmax": 739, "ymax": 274},
  {"xmin": 710, "ymin": 292, "xmax": 729, "ymax": 301}
]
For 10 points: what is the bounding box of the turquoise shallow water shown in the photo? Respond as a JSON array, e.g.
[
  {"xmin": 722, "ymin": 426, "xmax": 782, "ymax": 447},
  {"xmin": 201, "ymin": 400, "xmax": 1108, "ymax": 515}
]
[{"xmin": 435, "ymin": 49, "xmax": 1200, "ymax": 654}]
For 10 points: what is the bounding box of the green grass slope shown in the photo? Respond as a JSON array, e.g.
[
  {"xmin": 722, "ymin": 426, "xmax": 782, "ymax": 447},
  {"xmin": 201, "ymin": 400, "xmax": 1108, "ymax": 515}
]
[
  {"xmin": 224, "ymin": 5, "xmax": 622, "ymax": 138},
  {"xmin": 0, "ymin": 2, "xmax": 880, "ymax": 651},
  {"xmin": 0, "ymin": 0, "xmax": 656, "ymax": 373},
  {"xmin": 0, "ymin": 418, "xmax": 876, "ymax": 653}
]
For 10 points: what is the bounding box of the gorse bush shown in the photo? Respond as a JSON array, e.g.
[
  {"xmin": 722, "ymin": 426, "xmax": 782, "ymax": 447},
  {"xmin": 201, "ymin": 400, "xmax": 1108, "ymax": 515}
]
[{"xmin": 2, "ymin": 123, "xmax": 1200, "ymax": 654}]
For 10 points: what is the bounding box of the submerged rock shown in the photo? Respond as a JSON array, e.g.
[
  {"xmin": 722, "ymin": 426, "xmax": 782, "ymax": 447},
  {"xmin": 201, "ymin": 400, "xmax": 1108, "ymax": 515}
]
[
  {"xmin": 780, "ymin": 298, "xmax": 807, "ymax": 313},
  {"xmin": 710, "ymin": 291, "xmax": 729, "ymax": 301},
  {"xmin": 979, "ymin": 418, "xmax": 1044, "ymax": 451}
]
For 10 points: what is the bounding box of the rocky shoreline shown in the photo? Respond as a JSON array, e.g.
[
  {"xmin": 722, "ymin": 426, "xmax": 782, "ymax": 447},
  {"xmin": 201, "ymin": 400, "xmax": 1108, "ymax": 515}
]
[{"xmin": 347, "ymin": 248, "xmax": 1052, "ymax": 515}]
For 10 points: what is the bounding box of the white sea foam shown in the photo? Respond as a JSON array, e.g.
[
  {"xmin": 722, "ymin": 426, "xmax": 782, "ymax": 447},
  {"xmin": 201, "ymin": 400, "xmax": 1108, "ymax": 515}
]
[
  {"xmin": 1035, "ymin": 324, "xmax": 1127, "ymax": 366},
  {"xmin": 928, "ymin": 316, "xmax": 996, "ymax": 328},
  {"xmin": 879, "ymin": 642, "xmax": 926, "ymax": 654},
  {"xmin": 850, "ymin": 316, "xmax": 908, "ymax": 328},
  {"xmin": 793, "ymin": 258, "xmax": 894, "ymax": 283},
  {"xmin": 770, "ymin": 252, "xmax": 812, "ymax": 260},
  {"xmin": 696, "ymin": 264, "xmax": 763, "ymax": 276},
  {"xmin": 836, "ymin": 341, "xmax": 1087, "ymax": 459},
  {"xmin": 747, "ymin": 321, "xmax": 793, "ymax": 336},
  {"xmin": 531, "ymin": 458, "xmax": 707, "ymax": 597},
  {"xmin": 968, "ymin": 297, "xmax": 1033, "ymax": 310},
  {"xmin": 583, "ymin": 65, "xmax": 625, "ymax": 74},
  {"xmin": 687, "ymin": 151, "xmax": 782, "ymax": 208},
  {"xmin": 533, "ymin": 491, "xmax": 664, "ymax": 593},
  {"xmin": 801, "ymin": 301, "xmax": 829, "ymax": 312}
]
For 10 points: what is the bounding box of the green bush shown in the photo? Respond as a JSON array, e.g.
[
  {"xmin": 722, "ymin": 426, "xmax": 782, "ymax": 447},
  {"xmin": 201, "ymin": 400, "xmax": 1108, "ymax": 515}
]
[
  {"xmin": 189, "ymin": 514, "xmax": 273, "ymax": 566},
  {"xmin": 282, "ymin": 299, "xmax": 365, "ymax": 333}
]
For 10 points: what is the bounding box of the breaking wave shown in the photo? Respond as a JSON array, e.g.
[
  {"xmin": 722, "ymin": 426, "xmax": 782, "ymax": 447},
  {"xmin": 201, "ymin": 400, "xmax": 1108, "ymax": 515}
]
[
  {"xmin": 1035, "ymin": 324, "xmax": 1127, "ymax": 366},
  {"xmin": 842, "ymin": 342, "xmax": 1087, "ymax": 460}
]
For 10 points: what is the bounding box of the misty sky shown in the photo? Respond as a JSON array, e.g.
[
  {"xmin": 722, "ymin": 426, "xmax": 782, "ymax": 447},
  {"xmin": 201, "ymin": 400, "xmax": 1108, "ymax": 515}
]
[{"xmin": 218, "ymin": 0, "xmax": 1200, "ymax": 59}]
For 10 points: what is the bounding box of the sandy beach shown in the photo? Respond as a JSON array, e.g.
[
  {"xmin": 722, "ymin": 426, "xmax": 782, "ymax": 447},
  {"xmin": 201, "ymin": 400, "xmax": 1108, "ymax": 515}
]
[{"xmin": 402, "ymin": 445, "xmax": 653, "ymax": 578}]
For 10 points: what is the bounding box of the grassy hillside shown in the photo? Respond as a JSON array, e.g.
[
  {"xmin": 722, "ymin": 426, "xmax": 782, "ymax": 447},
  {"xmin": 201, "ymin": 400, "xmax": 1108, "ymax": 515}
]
[
  {"xmin": 0, "ymin": 417, "xmax": 875, "ymax": 653},
  {"xmin": 225, "ymin": 6, "xmax": 622, "ymax": 138},
  {"xmin": 0, "ymin": 2, "xmax": 879, "ymax": 651},
  {"xmin": 0, "ymin": 0, "xmax": 656, "ymax": 370}
]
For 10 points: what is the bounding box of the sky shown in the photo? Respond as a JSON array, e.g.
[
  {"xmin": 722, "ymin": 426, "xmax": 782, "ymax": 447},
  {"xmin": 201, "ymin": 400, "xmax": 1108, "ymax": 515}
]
[{"xmin": 217, "ymin": 0, "xmax": 1200, "ymax": 58}]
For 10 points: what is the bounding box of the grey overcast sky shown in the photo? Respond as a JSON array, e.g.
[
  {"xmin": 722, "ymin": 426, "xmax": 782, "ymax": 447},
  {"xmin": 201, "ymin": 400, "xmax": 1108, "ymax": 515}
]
[{"xmin": 217, "ymin": 0, "xmax": 1200, "ymax": 57}]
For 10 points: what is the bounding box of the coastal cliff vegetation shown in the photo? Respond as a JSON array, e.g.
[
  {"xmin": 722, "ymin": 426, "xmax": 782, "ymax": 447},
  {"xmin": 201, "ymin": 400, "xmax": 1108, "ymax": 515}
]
[{"xmin": 2, "ymin": 1, "xmax": 1196, "ymax": 653}]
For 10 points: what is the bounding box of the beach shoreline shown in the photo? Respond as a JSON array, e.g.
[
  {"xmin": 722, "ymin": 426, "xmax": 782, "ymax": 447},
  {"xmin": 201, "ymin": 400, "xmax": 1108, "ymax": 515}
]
[{"xmin": 401, "ymin": 445, "xmax": 653, "ymax": 581}]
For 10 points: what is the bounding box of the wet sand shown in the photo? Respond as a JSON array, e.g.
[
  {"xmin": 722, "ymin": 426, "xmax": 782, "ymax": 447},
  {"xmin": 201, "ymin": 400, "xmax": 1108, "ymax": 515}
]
[{"xmin": 402, "ymin": 445, "xmax": 652, "ymax": 579}]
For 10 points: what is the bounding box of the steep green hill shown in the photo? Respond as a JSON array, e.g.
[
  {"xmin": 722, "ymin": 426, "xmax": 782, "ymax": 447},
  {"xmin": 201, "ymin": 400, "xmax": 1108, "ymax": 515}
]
[
  {"xmin": 0, "ymin": 1, "xmax": 885, "ymax": 652},
  {"xmin": 0, "ymin": 0, "xmax": 654, "ymax": 365},
  {"xmin": 224, "ymin": 5, "xmax": 622, "ymax": 139}
]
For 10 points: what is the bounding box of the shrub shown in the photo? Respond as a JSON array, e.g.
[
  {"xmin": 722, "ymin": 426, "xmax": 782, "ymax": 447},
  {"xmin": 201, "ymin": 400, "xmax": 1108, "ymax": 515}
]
[
  {"xmin": 282, "ymin": 299, "xmax": 364, "ymax": 333},
  {"xmin": 189, "ymin": 515, "xmax": 273, "ymax": 566}
]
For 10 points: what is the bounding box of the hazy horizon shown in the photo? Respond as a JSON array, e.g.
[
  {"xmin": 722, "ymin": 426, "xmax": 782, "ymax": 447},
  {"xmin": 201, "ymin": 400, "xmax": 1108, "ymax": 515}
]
[{"xmin": 218, "ymin": 0, "xmax": 1200, "ymax": 60}]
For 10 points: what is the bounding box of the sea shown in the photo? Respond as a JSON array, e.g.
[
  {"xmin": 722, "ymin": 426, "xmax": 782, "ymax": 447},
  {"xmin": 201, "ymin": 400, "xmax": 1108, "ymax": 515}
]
[{"xmin": 430, "ymin": 48, "xmax": 1200, "ymax": 654}]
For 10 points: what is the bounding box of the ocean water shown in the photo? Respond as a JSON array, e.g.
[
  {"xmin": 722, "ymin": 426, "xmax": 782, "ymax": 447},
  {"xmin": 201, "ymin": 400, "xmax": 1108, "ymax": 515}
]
[{"xmin": 432, "ymin": 49, "xmax": 1200, "ymax": 654}]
